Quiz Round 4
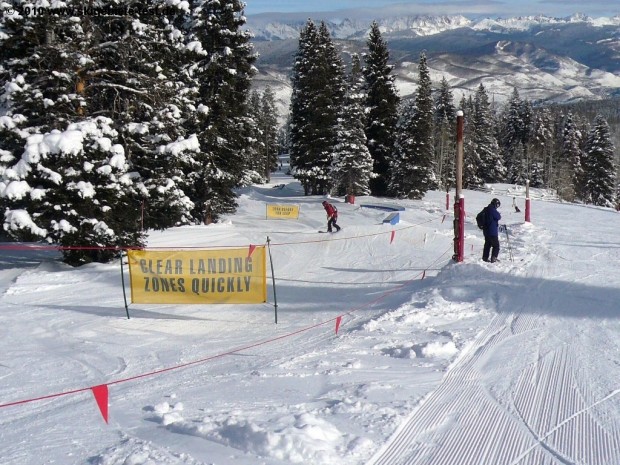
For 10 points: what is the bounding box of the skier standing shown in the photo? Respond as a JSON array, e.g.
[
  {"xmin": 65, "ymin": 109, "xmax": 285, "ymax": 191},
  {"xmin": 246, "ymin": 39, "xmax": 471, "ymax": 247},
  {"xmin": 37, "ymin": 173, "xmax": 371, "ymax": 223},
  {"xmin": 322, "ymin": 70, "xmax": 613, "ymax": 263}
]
[
  {"xmin": 482, "ymin": 198, "xmax": 501, "ymax": 262},
  {"xmin": 322, "ymin": 201, "xmax": 341, "ymax": 233}
]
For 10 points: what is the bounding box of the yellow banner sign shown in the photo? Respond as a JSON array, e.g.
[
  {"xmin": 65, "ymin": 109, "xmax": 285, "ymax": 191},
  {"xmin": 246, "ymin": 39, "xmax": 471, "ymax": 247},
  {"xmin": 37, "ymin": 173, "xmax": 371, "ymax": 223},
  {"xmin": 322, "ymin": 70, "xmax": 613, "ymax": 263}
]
[
  {"xmin": 127, "ymin": 248, "xmax": 267, "ymax": 304},
  {"xmin": 266, "ymin": 204, "xmax": 300, "ymax": 219}
]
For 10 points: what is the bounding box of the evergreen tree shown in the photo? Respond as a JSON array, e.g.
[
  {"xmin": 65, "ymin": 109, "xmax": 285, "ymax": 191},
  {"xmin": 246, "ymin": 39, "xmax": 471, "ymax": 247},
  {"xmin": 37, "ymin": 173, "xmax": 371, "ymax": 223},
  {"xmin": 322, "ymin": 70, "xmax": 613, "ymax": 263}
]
[
  {"xmin": 289, "ymin": 20, "xmax": 318, "ymax": 194},
  {"xmin": 472, "ymin": 84, "xmax": 504, "ymax": 183},
  {"xmin": 0, "ymin": 1, "xmax": 149, "ymax": 263},
  {"xmin": 0, "ymin": 0, "xmax": 87, "ymax": 132},
  {"xmin": 389, "ymin": 98, "xmax": 418, "ymax": 197},
  {"xmin": 363, "ymin": 21, "xmax": 399, "ymax": 196},
  {"xmin": 434, "ymin": 76, "xmax": 456, "ymax": 189},
  {"xmin": 461, "ymin": 95, "xmax": 483, "ymax": 188},
  {"xmin": 246, "ymin": 90, "xmax": 265, "ymax": 177},
  {"xmin": 1, "ymin": 118, "xmax": 144, "ymax": 266},
  {"xmin": 499, "ymin": 88, "xmax": 526, "ymax": 183},
  {"xmin": 260, "ymin": 86, "xmax": 280, "ymax": 181},
  {"xmin": 582, "ymin": 115, "xmax": 616, "ymax": 207},
  {"xmin": 289, "ymin": 20, "xmax": 345, "ymax": 195},
  {"xmin": 519, "ymin": 99, "xmax": 535, "ymax": 182},
  {"xmin": 184, "ymin": 0, "xmax": 257, "ymax": 221},
  {"xmin": 84, "ymin": 3, "xmax": 196, "ymax": 231},
  {"xmin": 528, "ymin": 108, "xmax": 554, "ymax": 188},
  {"xmin": 559, "ymin": 112, "xmax": 584, "ymax": 201},
  {"xmin": 389, "ymin": 52, "xmax": 436, "ymax": 199},
  {"xmin": 332, "ymin": 54, "xmax": 374, "ymax": 196}
]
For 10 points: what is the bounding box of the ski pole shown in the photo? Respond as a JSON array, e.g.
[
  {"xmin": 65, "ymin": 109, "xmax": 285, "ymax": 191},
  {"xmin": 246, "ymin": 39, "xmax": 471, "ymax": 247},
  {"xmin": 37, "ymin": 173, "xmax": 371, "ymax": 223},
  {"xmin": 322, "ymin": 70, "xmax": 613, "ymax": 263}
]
[{"xmin": 502, "ymin": 224, "xmax": 514, "ymax": 262}]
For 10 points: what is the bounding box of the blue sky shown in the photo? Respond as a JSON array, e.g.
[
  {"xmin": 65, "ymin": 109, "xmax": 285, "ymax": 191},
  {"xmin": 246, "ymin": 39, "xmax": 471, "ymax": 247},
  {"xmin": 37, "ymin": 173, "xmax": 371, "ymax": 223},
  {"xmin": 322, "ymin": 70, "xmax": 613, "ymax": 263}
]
[{"xmin": 243, "ymin": 0, "xmax": 619, "ymax": 19}]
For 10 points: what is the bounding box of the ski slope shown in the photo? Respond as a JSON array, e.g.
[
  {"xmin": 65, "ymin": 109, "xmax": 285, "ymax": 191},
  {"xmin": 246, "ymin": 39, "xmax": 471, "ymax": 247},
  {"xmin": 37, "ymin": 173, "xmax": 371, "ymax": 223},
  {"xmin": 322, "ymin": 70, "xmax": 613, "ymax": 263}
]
[{"xmin": 1, "ymin": 167, "xmax": 619, "ymax": 465}]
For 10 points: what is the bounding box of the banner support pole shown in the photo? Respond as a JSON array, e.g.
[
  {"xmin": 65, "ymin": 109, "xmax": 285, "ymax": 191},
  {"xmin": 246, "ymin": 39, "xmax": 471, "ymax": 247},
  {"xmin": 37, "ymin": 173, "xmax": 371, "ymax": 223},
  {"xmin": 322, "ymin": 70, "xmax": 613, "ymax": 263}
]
[
  {"xmin": 266, "ymin": 237, "xmax": 279, "ymax": 324},
  {"xmin": 119, "ymin": 250, "xmax": 130, "ymax": 319}
]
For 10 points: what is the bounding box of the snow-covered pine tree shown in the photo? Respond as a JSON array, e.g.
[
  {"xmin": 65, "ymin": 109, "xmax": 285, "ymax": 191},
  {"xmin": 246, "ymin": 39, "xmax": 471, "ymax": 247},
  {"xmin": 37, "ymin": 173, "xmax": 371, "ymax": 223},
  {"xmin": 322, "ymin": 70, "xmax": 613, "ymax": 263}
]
[
  {"xmin": 499, "ymin": 88, "xmax": 526, "ymax": 183},
  {"xmin": 184, "ymin": 0, "xmax": 257, "ymax": 222},
  {"xmin": 1, "ymin": 118, "xmax": 144, "ymax": 265},
  {"xmin": 332, "ymin": 54, "xmax": 374, "ymax": 197},
  {"xmin": 82, "ymin": 2, "xmax": 196, "ymax": 231},
  {"xmin": 260, "ymin": 86, "xmax": 280, "ymax": 181},
  {"xmin": 389, "ymin": 97, "xmax": 418, "ymax": 198},
  {"xmin": 289, "ymin": 20, "xmax": 345, "ymax": 195},
  {"xmin": 245, "ymin": 86, "xmax": 279, "ymax": 183},
  {"xmin": 363, "ymin": 21, "xmax": 399, "ymax": 196},
  {"xmin": 434, "ymin": 76, "xmax": 456, "ymax": 189},
  {"xmin": 0, "ymin": 1, "xmax": 148, "ymax": 263},
  {"xmin": 527, "ymin": 108, "xmax": 554, "ymax": 188},
  {"xmin": 246, "ymin": 90, "xmax": 265, "ymax": 178},
  {"xmin": 582, "ymin": 115, "xmax": 616, "ymax": 207},
  {"xmin": 389, "ymin": 52, "xmax": 436, "ymax": 199},
  {"xmin": 558, "ymin": 112, "xmax": 585, "ymax": 201},
  {"xmin": 0, "ymin": 0, "xmax": 87, "ymax": 132},
  {"xmin": 289, "ymin": 19, "xmax": 318, "ymax": 195},
  {"xmin": 461, "ymin": 95, "xmax": 483, "ymax": 188},
  {"xmin": 519, "ymin": 99, "xmax": 535, "ymax": 183},
  {"xmin": 473, "ymin": 83, "xmax": 504, "ymax": 183}
]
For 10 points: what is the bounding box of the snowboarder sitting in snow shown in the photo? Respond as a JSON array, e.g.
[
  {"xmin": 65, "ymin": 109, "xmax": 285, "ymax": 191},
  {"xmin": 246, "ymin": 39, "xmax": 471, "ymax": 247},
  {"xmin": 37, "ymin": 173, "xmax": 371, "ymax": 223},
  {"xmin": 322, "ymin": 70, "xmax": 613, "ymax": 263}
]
[
  {"xmin": 482, "ymin": 198, "xmax": 501, "ymax": 263},
  {"xmin": 322, "ymin": 200, "xmax": 341, "ymax": 233}
]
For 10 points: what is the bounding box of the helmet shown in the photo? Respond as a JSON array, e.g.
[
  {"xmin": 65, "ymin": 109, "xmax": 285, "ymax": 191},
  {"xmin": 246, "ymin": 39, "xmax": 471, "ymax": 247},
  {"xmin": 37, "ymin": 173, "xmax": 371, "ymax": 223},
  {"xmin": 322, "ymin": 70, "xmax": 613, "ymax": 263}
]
[{"xmin": 492, "ymin": 198, "xmax": 501, "ymax": 208}]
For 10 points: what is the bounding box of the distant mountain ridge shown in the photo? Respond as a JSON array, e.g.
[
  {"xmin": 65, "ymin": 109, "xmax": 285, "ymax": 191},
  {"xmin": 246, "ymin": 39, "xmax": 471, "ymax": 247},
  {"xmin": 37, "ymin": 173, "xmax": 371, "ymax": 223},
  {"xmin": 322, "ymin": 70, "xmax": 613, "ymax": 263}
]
[
  {"xmin": 247, "ymin": 13, "xmax": 620, "ymax": 41},
  {"xmin": 247, "ymin": 13, "xmax": 620, "ymax": 122}
]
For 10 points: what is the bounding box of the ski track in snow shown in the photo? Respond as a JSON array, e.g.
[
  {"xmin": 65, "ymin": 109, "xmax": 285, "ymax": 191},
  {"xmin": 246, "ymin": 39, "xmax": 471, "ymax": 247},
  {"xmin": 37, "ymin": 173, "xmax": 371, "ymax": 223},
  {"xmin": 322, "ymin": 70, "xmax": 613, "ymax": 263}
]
[{"xmin": 367, "ymin": 209, "xmax": 620, "ymax": 465}]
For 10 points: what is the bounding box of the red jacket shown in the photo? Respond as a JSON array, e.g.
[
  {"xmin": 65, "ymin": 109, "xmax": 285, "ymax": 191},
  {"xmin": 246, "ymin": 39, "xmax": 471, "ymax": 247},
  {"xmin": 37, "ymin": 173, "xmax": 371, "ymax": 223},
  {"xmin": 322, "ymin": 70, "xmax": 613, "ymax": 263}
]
[{"xmin": 323, "ymin": 203, "xmax": 338, "ymax": 218}]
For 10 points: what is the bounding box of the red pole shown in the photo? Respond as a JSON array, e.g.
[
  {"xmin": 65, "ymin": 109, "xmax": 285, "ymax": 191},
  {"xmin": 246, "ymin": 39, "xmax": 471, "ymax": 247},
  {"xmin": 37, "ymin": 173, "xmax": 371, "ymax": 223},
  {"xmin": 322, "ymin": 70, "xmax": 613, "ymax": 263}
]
[
  {"xmin": 458, "ymin": 196, "xmax": 465, "ymax": 262},
  {"xmin": 453, "ymin": 111, "xmax": 464, "ymax": 262},
  {"xmin": 525, "ymin": 180, "xmax": 531, "ymax": 222}
]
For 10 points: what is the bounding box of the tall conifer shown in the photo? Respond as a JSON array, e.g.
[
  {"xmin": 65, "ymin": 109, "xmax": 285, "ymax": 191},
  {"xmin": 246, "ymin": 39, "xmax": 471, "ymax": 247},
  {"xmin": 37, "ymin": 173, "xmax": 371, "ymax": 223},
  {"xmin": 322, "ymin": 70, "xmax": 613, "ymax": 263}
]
[
  {"xmin": 434, "ymin": 77, "xmax": 456, "ymax": 189},
  {"xmin": 289, "ymin": 20, "xmax": 345, "ymax": 195},
  {"xmin": 583, "ymin": 115, "xmax": 616, "ymax": 207},
  {"xmin": 363, "ymin": 21, "xmax": 399, "ymax": 196},
  {"xmin": 185, "ymin": 0, "xmax": 256, "ymax": 221},
  {"xmin": 473, "ymin": 84, "xmax": 504, "ymax": 183},
  {"xmin": 332, "ymin": 54, "xmax": 374, "ymax": 196}
]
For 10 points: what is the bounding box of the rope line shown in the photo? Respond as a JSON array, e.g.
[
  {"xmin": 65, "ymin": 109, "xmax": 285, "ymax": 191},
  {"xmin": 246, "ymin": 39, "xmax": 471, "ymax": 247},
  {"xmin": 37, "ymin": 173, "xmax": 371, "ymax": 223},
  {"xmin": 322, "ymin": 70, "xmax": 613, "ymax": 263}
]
[{"xmin": 0, "ymin": 214, "xmax": 452, "ymax": 410}]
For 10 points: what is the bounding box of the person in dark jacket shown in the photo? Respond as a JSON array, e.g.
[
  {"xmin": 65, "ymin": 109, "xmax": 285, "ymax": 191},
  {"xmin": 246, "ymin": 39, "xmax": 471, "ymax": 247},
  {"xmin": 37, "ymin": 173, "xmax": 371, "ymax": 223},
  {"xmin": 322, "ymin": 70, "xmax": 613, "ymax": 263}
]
[
  {"xmin": 482, "ymin": 198, "xmax": 501, "ymax": 262},
  {"xmin": 322, "ymin": 200, "xmax": 341, "ymax": 233}
]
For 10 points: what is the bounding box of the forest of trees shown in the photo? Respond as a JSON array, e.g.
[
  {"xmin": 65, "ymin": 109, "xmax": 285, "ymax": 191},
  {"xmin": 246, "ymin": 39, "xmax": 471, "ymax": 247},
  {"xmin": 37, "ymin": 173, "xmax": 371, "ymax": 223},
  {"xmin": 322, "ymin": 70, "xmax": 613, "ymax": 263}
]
[
  {"xmin": 288, "ymin": 19, "xmax": 619, "ymax": 210},
  {"xmin": 0, "ymin": 5, "xmax": 618, "ymax": 266},
  {"xmin": 0, "ymin": 0, "xmax": 279, "ymax": 265}
]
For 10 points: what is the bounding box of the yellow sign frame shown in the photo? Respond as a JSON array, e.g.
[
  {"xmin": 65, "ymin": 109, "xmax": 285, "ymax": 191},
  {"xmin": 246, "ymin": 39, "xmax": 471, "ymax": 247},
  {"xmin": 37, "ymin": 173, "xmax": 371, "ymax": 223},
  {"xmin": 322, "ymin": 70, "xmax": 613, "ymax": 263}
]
[
  {"xmin": 266, "ymin": 204, "xmax": 300, "ymax": 219},
  {"xmin": 127, "ymin": 248, "xmax": 267, "ymax": 304}
]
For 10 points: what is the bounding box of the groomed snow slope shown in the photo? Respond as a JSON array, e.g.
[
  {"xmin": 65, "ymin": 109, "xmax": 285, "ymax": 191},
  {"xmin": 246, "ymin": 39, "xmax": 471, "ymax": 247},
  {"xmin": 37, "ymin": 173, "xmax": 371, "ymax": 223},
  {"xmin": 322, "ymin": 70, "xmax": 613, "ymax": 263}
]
[{"xmin": 1, "ymin": 168, "xmax": 619, "ymax": 465}]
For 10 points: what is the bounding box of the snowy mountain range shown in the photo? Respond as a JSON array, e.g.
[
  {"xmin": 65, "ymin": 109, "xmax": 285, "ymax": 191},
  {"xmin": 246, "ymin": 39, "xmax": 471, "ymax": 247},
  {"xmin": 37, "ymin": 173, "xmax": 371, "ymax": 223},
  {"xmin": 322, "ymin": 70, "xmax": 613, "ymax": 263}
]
[
  {"xmin": 247, "ymin": 13, "xmax": 620, "ymax": 120},
  {"xmin": 248, "ymin": 13, "xmax": 620, "ymax": 41}
]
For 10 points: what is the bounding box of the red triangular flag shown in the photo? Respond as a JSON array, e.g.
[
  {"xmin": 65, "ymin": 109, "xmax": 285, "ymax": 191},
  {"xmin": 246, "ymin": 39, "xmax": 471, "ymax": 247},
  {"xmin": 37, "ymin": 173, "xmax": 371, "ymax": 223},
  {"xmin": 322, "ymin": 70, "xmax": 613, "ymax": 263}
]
[
  {"xmin": 248, "ymin": 244, "xmax": 256, "ymax": 257},
  {"xmin": 335, "ymin": 315, "xmax": 342, "ymax": 334},
  {"xmin": 91, "ymin": 384, "xmax": 109, "ymax": 424},
  {"xmin": 390, "ymin": 230, "xmax": 395, "ymax": 244}
]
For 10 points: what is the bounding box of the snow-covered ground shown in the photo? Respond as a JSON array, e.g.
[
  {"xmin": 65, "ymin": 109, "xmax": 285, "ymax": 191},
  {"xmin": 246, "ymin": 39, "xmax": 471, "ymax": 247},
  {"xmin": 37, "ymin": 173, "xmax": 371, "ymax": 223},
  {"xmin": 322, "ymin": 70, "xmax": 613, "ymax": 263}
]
[{"xmin": 1, "ymin": 166, "xmax": 620, "ymax": 465}]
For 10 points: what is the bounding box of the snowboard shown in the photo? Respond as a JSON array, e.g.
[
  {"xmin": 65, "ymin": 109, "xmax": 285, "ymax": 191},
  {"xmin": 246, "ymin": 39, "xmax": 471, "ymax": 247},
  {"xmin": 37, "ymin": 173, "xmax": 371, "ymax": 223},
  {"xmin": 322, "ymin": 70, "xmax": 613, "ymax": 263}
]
[{"xmin": 318, "ymin": 229, "xmax": 342, "ymax": 233}]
